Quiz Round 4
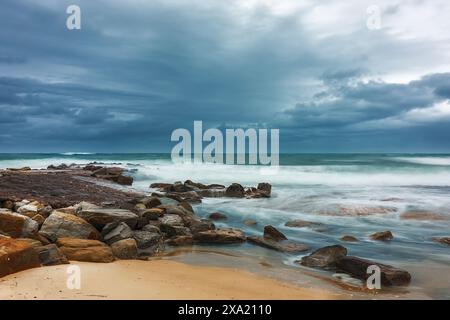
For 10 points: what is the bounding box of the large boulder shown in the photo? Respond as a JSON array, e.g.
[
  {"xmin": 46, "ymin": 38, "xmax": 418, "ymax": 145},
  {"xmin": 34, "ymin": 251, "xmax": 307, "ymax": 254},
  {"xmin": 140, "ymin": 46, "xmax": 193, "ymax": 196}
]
[
  {"xmin": 132, "ymin": 230, "xmax": 162, "ymax": 249},
  {"xmin": 193, "ymin": 228, "xmax": 246, "ymax": 244},
  {"xmin": 0, "ymin": 238, "xmax": 40, "ymax": 277},
  {"xmin": 56, "ymin": 238, "xmax": 114, "ymax": 263},
  {"xmin": 257, "ymin": 183, "xmax": 272, "ymax": 196},
  {"xmin": 299, "ymin": 245, "xmax": 347, "ymax": 268},
  {"xmin": 247, "ymin": 237, "xmax": 309, "ymax": 253},
  {"xmin": 188, "ymin": 218, "xmax": 215, "ymax": 234},
  {"xmin": 76, "ymin": 208, "xmax": 139, "ymax": 229},
  {"xmin": 263, "ymin": 225, "xmax": 287, "ymax": 241},
  {"xmin": 34, "ymin": 244, "xmax": 69, "ymax": 266},
  {"xmin": 336, "ymin": 256, "xmax": 411, "ymax": 286},
  {"xmin": 0, "ymin": 210, "xmax": 38, "ymax": 238},
  {"xmin": 103, "ymin": 222, "xmax": 134, "ymax": 245},
  {"xmin": 110, "ymin": 238, "xmax": 138, "ymax": 259},
  {"xmin": 225, "ymin": 183, "xmax": 245, "ymax": 198},
  {"xmin": 159, "ymin": 214, "xmax": 184, "ymax": 236},
  {"xmin": 39, "ymin": 211, "xmax": 101, "ymax": 242}
]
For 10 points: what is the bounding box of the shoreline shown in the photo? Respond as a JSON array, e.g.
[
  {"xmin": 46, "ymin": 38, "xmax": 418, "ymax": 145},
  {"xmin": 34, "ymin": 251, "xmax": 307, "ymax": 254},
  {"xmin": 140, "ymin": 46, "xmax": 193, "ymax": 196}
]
[{"xmin": 0, "ymin": 259, "xmax": 342, "ymax": 300}]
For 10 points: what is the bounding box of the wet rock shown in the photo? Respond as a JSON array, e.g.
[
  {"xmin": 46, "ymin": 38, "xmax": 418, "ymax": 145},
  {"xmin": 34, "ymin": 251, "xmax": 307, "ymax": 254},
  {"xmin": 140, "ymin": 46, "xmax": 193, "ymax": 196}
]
[
  {"xmin": 141, "ymin": 208, "xmax": 165, "ymax": 221},
  {"xmin": 257, "ymin": 183, "xmax": 272, "ymax": 196},
  {"xmin": 110, "ymin": 238, "xmax": 138, "ymax": 259},
  {"xmin": 138, "ymin": 196, "xmax": 162, "ymax": 209},
  {"xmin": 247, "ymin": 237, "xmax": 309, "ymax": 253},
  {"xmin": 196, "ymin": 189, "xmax": 226, "ymax": 198},
  {"xmin": 244, "ymin": 220, "xmax": 257, "ymax": 226},
  {"xmin": 0, "ymin": 238, "xmax": 41, "ymax": 277},
  {"xmin": 225, "ymin": 183, "xmax": 245, "ymax": 198},
  {"xmin": 150, "ymin": 183, "xmax": 173, "ymax": 190},
  {"xmin": 432, "ymin": 237, "xmax": 450, "ymax": 246},
  {"xmin": 194, "ymin": 228, "xmax": 246, "ymax": 244},
  {"xmin": 39, "ymin": 211, "xmax": 101, "ymax": 242},
  {"xmin": 166, "ymin": 235, "xmax": 194, "ymax": 246},
  {"xmin": 77, "ymin": 208, "xmax": 139, "ymax": 229},
  {"xmin": 35, "ymin": 244, "xmax": 69, "ymax": 266},
  {"xmin": 91, "ymin": 167, "xmax": 133, "ymax": 186},
  {"xmin": 340, "ymin": 235, "xmax": 359, "ymax": 242},
  {"xmin": 188, "ymin": 219, "xmax": 215, "ymax": 234},
  {"xmin": 158, "ymin": 197, "xmax": 180, "ymax": 206},
  {"xmin": 400, "ymin": 211, "xmax": 448, "ymax": 221},
  {"xmin": 370, "ymin": 231, "xmax": 393, "ymax": 241},
  {"xmin": 103, "ymin": 222, "xmax": 134, "ymax": 245},
  {"xmin": 179, "ymin": 201, "xmax": 194, "ymax": 213},
  {"xmin": 56, "ymin": 238, "xmax": 114, "ymax": 263},
  {"xmin": 299, "ymin": 245, "xmax": 347, "ymax": 268},
  {"xmin": 263, "ymin": 225, "xmax": 287, "ymax": 241},
  {"xmin": 285, "ymin": 219, "xmax": 326, "ymax": 231},
  {"xmin": 0, "ymin": 210, "xmax": 39, "ymax": 238},
  {"xmin": 318, "ymin": 205, "xmax": 397, "ymax": 217},
  {"xmin": 208, "ymin": 212, "xmax": 227, "ymax": 220},
  {"xmin": 336, "ymin": 256, "xmax": 411, "ymax": 286},
  {"xmin": 132, "ymin": 230, "xmax": 162, "ymax": 249}
]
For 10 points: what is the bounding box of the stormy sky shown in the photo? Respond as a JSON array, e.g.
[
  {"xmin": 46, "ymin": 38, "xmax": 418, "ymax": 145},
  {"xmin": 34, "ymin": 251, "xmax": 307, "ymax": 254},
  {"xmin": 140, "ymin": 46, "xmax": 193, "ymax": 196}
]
[{"xmin": 1, "ymin": 0, "xmax": 450, "ymax": 153}]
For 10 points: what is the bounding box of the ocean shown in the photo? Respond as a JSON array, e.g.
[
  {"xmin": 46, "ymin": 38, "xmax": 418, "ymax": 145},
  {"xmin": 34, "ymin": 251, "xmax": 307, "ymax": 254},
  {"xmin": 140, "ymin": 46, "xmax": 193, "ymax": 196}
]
[{"xmin": 1, "ymin": 153, "xmax": 450, "ymax": 298}]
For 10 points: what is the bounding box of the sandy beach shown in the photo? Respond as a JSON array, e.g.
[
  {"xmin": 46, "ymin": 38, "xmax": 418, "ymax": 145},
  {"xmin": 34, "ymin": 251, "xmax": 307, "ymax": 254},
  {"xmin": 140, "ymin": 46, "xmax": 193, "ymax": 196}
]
[{"xmin": 0, "ymin": 259, "xmax": 340, "ymax": 300}]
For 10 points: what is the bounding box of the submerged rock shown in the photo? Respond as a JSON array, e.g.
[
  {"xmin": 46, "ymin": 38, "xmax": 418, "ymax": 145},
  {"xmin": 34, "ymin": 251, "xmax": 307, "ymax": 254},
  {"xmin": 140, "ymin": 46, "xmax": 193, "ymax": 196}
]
[
  {"xmin": 285, "ymin": 219, "xmax": 326, "ymax": 231},
  {"xmin": 432, "ymin": 237, "xmax": 450, "ymax": 246},
  {"xmin": 208, "ymin": 212, "xmax": 227, "ymax": 220},
  {"xmin": 247, "ymin": 237, "xmax": 309, "ymax": 253},
  {"xmin": 244, "ymin": 220, "xmax": 257, "ymax": 226},
  {"xmin": 400, "ymin": 211, "xmax": 448, "ymax": 221},
  {"xmin": 299, "ymin": 245, "xmax": 347, "ymax": 268},
  {"xmin": 263, "ymin": 225, "xmax": 287, "ymax": 241},
  {"xmin": 340, "ymin": 235, "xmax": 359, "ymax": 242},
  {"xmin": 370, "ymin": 231, "xmax": 393, "ymax": 241}
]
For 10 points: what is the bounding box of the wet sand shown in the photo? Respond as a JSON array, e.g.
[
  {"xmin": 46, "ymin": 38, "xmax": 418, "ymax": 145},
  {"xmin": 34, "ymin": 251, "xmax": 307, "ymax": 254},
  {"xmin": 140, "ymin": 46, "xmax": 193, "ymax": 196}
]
[{"xmin": 0, "ymin": 259, "xmax": 342, "ymax": 300}]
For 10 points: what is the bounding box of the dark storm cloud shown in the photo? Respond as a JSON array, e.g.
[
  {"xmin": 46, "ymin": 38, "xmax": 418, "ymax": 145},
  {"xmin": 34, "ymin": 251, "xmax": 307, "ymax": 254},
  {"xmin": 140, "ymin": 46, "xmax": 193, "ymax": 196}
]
[{"xmin": 0, "ymin": 0, "xmax": 450, "ymax": 152}]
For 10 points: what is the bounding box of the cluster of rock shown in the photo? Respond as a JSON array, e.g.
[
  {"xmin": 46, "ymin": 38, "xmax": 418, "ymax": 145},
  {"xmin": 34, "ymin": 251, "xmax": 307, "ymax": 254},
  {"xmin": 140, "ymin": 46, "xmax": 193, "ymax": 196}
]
[{"xmin": 150, "ymin": 180, "xmax": 272, "ymax": 203}]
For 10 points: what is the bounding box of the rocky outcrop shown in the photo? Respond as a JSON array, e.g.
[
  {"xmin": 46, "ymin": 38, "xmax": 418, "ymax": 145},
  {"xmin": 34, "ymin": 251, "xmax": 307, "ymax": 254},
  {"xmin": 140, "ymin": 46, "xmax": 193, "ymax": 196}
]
[
  {"xmin": 0, "ymin": 210, "xmax": 38, "ymax": 238},
  {"xmin": 370, "ymin": 231, "xmax": 393, "ymax": 241},
  {"xmin": 39, "ymin": 211, "xmax": 100, "ymax": 242},
  {"xmin": 88, "ymin": 167, "xmax": 133, "ymax": 186},
  {"xmin": 110, "ymin": 238, "xmax": 138, "ymax": 259},
  {"xmin": 299, "ymin": 245, "xmax": 347, "ymax": 268},
  {"xmin": 0, "ymin": 238, "xmax": 40, "ymax": 277},
  {"xmin": 193, "ymin": 228, "xmax": 246, "ymax": 244},
  {"xmin": 76, "ymin": 208, "xmax": 139, "ymax": 229},
  {"xmin": 56, "ymin": 238, "xmax": 114, "ymax": 263}
]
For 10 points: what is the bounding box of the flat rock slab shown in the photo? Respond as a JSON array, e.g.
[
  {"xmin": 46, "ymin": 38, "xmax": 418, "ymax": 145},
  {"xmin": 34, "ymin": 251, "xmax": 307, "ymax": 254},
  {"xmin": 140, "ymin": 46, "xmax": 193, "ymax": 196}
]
[
  {"xmin": 194, "ymin": 229, "xmax": 246, "ymax": 244},
  {"xmin": 247, "ymin": 236, "xmax": 309, "ymax": 253},
  {"xmin": 299, "ymin": 245, "xmax": 347, "ymax": 268},
  {"xmin": 0, "ymin": 238, "xmax": 40, "ymax": 278},
  {"xmin": 77, "ymin": 209, "xmax": 139, "ymax": 229}
]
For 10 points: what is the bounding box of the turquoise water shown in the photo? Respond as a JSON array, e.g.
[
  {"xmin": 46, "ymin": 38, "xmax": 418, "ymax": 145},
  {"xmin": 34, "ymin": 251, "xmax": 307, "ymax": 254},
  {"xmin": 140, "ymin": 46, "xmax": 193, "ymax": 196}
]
[{"xmin": 1, "ymin": 153, "xmax": 450, "ymax": 298}]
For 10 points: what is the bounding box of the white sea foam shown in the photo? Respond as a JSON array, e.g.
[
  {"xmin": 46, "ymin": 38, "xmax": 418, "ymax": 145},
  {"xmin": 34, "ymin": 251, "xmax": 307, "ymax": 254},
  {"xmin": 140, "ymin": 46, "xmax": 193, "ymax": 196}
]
[{"xmin": 392, "ymin": 157, "xmax": 450, "ymax": 166}]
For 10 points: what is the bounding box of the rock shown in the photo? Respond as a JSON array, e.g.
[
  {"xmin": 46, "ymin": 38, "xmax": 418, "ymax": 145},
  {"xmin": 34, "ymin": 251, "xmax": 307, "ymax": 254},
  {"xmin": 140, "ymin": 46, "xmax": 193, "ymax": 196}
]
[
  {"xmin": 285, "ymin": 219, "xmax": 325, "ymax": 229},
  {"xmin": 30, "ymin": 214, "xmax": 45, "ymax": 226},
  {"xmin": 400, "ymin": 211, "xmax": 448, "ymax": 221},
  {"xmin": 141, "ymin": 208, "xmax": 164, "ymax": 221},
  {"xmin": 141, "ymin": 224, "xmax": 161, "ymax": 234},
  {"xmin": 47, "ymin": 164, "xmax": 69, "ymax": 170},
  {"xmin": 194, "ymin": 228, "xmax": 246, "ymax": 244},
  {"xmin": 39, "ymin": 211, "xmax": 101, "ymax": 242},
  {"xmin": 169, "ymin": 181, "xmax": 194, "ymax": 193},
  {"xmin": 134, "ymin": 203, "xmax": 147, "ymax": 211},
  {"xmin": 225, "ymin": 183, "xmax": 245, "ymax": 198},
  {"xmin": 110, "ymin": 238, "xmax": 138, "ymax": 259},
  {"xmin": 208, "ymin": 212, "xmax": 227, "ymax": 220},
  {"xmin": 166, "ymin": 235, "xmax": 194, "ymax": 246},
  {"xmin": 159, "ymin": 214, "xmax": 184, "ymax": 227},
  {"xmin": 74, "ymin": 201, "xmax": 100, "ymax": 212},
  {"xmin": 263, "ymin": 225, "xmax": 287, "ymax": 241},
  {"xmin": 247, "ymin": 236, "xmax": 309, "ymax": 253},
  {"xmin": 17, "ymin": 203, "xmax": 39, "ymax": 215},
  {"xmin": 179, "ymin": 201, "xmax": 194, "ymax": 213},
  {"xmin": 188, "ymin": 219, "xmax": 215, "ymax": 234},
  {"xmin": 116, "ymin": 175, "xmax": 133, "ymax": 186},
  {"xmin": 318, "ymin": 205, "xmax": 397, "ymax": 217},
  {"xmin": 16, "ymin": 238, "xmax": 43, "ymax": 248},
  {"xmin": 35, "ymin": 244, "xmax": 69, "ymax": 266},
  {"xmin": 103, "ymin": 222, "xmax": 134, "ymax": 245},
  {"xmin": 244, "ymin": 220, "xmax": 257, "ymax": 226},
  {"xmin": 370, "ymin": 231, "xmax": 393, "ymax": 241},
  {"xmin": 83, "ymin": 164, "xmax": 103, "ymax": 171},
  {"xmin": 0, "ymin": 211, "xmax": 39, "ymax": 238},
  {"xmin": 132, "ymin": 230, "xmax": 161, "ymax": 249},
  {"xmin": 257, "ymin": 183, "xmax": 272, "ymax": 196},
  {"xmin": 432, "ymin": 237, "xmax": 450, "ymax": 246},
  {"xmin": 158, "ymin": 197, "xmax": 180, "ymax": 206},
  {"xmin": 77, "ymin": 208, "xmax": 139, "ymax": 229},
  {"xmin": 336, "ymin": 256, "xmax": 411, "ymax": 286},
  {"xmin": 6, "ymin": 167, "xmax": 31, "ymax": 171},
  {"xmin": 139, "ymin": 196, "xmax": 162, "ymax": 208},
  {"xmin": 1, "ymin": 200, "xmax": 14, "ymax": 210},
  {"xmin": 0, "ymin": 238, "xmax": 41, "ymax": 277},
  {"xmin": 150, "ymin": 183, "xmax": 173, "ymax": 190},
  {"xmin": 196, "ymin": 189, "xmax": 226, "ymax": 198},
  {"xmin": 38, "ymin": 205, "xmax": 53, "ymax": 218},
  {"xmin": 299, "ymin": 245, "xmax": 347, "ymax": 268},
  {"xmin": 56, "ymin": 238, "xmax": 114, "ymax": 263},
  {"xmin": 340, "ymin": 235, "xmax": 359, "ymax": 242}
]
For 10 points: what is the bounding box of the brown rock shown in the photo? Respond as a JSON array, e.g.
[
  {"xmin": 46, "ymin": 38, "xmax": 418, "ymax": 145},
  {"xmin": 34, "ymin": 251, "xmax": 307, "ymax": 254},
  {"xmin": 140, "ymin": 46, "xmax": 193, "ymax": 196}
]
[
  {"xmin": 225, "ymin": 183, "xmax": 245, "ymax": 198},
  {"xmin": 285, "ymin": 219, "xmax": 326, "ymax": 231},
  {"xmin": 336, "ymin": 256, "xmax": 411, "ymax": 286},
  {"xmin": 299, "ymin": 245, "xmax": 347, "ymax": 268},
  {"xmin": 0, "ymin": 238, "xmax": 40, "ymax": 277},
  {"xmin": 370, "ymin": 231, "xmax": 393, "ymax": 241},
  {"xmin": 35, "ymin": 244, "xmax": 69, "ymax": 266},
  {"xmin": 193, "ymin": 228, "xmax": 246, "ymax": 244},
  {"xmin": 400, "ymin": 211, "xmax": 448, "ymax": 221},
  {"xmin": 0, "ymin": 210, "xmax": 38, "ymax": 238},
  {"xmin": 76, "ymin": 208, "xmax": 139, "ymax": 229},
  {"xmin": 56, "ymin": 238, "xmax": 114, "ymax": 263},
  {"xmin": 179, "ymin": 201, "xmax": 194, "ymax": 213},
  {"xmin": 247, "ymin": 236, "xmax": 309, "ymax": 253},
  {"xmin": 340, "ymin": 235, "xmax": 359, "ymax": 242},
  {"xmin": 432, "ymin": 237, "xmax": 450, "ymax": 246},
  {"xmin": 257, "ymin": 183, "xmax": 272, "ymax": 196},
  {"xmin": 244, "ymin": 220, "xmax": 257, "ymax": 226},
  {"xmin": 263, "ymin": 225, "xmax": 287, "ymax": 241},
  {"xmin": 208, "ymin": 212, "xmax": 227, "ymax": 220},
  {"xmin": 139, "ymin": 196, "xmax": 162, "ymax": 209},
  {"xmin": 110, "ymin": 238, "xmax": 138, "ymax": 259},
  {"xmin": 166, "ymin": 235, "xmax": 194, "ymax": 246}
]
